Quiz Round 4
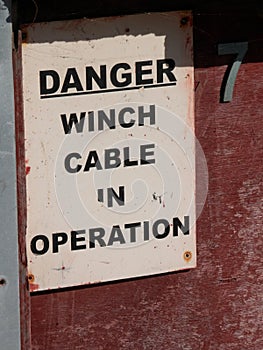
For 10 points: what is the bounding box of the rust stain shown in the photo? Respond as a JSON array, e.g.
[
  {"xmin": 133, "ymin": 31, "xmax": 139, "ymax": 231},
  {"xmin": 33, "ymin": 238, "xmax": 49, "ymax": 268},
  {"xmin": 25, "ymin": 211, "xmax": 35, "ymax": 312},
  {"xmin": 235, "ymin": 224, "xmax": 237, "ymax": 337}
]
[
  {"xmin": 103, "ymin": 15, "xmax": 125, "ymax": 23},
  {"xmin": 28, "ymin": 273, "xmax": 35, "ymax": 283},
  {"xmin": 28, "ymin": 273, "xmax": 39, "ymax": 291},
  {"xmin": 183, "ymin": 251, "xmax": 192, "ymax": 262}
]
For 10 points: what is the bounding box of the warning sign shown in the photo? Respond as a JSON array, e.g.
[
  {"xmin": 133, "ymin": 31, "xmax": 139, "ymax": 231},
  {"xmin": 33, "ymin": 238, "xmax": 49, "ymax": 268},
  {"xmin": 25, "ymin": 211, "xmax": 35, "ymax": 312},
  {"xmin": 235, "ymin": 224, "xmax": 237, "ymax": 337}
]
[{"xmin": 22, "ymin": 12, "xmax": 198, "ymax": 292}]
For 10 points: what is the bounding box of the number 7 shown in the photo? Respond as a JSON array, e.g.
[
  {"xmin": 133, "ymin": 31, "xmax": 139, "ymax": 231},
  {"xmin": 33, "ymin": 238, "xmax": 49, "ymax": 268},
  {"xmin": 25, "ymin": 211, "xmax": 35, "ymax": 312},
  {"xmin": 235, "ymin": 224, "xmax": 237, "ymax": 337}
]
[{"xmin": 218, "ymin": 42, "xmax": 248, "ymax": 102}]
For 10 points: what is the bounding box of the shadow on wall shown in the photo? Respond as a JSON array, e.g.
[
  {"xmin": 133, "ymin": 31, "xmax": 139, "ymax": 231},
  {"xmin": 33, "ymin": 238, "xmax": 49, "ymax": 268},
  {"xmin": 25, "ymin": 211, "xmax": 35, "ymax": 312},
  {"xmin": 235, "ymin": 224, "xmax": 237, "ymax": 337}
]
[
  {"xmin": 17, "ymin": 0, "xmax": 263, "ymax": 25},
  {"xmin": 21, "ymin": 12, "xmax": 193, "ymax": 68}
]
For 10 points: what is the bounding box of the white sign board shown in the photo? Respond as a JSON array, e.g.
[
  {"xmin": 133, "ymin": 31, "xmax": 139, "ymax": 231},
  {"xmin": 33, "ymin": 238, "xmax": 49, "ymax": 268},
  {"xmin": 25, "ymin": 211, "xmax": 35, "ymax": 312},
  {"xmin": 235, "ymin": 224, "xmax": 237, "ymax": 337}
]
[{"xmin": 22, "ymin": 12, "xmax": 196, "ymax": 292}]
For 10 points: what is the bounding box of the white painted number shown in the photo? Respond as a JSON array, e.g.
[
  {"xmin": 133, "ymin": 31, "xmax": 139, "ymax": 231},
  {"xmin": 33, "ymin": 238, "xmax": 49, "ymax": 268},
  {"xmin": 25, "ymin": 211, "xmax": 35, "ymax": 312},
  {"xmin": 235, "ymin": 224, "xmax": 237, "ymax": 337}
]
[{"xmin": 218, "ymin": 42, "xmax": 248, "ymax": 102}]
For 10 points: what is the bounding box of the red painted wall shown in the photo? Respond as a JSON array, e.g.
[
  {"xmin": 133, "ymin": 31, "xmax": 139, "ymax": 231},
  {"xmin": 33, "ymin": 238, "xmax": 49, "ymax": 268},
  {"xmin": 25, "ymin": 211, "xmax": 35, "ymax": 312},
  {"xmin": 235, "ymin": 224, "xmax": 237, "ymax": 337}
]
[{"xmin": 28, "ymin": 10, "xmax": 262, "ymax": 350}]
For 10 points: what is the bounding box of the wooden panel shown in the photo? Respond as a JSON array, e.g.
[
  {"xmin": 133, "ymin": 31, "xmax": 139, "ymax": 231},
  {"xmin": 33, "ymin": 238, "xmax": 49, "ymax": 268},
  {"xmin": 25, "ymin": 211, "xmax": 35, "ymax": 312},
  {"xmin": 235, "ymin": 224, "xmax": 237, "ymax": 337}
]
[{"xmin": 30, "ymin": 10, "xmax": 263, "ymax": 350}]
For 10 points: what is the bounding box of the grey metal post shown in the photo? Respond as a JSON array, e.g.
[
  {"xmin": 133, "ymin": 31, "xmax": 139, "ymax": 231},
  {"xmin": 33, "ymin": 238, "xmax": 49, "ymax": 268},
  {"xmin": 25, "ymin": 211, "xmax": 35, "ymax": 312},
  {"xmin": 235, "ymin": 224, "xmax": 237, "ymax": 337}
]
[{"xmin": 0, "ymin": 0, "xmax": 21, "ymax": 348}]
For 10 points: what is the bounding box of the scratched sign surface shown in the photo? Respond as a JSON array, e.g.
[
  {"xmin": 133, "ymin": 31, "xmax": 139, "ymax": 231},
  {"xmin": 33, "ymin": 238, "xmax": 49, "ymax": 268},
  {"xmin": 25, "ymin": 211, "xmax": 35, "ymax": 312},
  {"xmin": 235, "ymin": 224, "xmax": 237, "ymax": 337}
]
[{"xmin": 22, "ymin": 12, "xmax": 195, "ymax": 292}]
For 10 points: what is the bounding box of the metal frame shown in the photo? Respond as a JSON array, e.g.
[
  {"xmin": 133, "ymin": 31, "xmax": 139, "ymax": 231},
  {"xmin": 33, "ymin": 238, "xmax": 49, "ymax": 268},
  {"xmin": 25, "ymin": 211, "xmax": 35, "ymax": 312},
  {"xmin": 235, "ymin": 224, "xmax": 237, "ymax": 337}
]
[{"xmin": 0, "ymin": 0, "xmax": 21, "ymax": 348}]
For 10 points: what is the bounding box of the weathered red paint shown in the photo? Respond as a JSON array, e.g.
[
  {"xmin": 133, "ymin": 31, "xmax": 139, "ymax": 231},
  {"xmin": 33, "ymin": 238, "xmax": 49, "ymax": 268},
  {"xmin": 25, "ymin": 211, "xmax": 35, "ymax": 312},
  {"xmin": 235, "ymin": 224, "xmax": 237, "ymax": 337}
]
[
  {"xmin": 13, "ymin": 31, "xmax": 31, "ymax": 350},
  {"xmin": 26, "ymin": 9, "xmax": 262, "ymax": 350},
  {"xmin": 30, "ymin": 284, "xmax": 40, "ymax": 292},
  {"xmin": 26, "ymin": 166, "xmax": 31, "ymax": 175}
]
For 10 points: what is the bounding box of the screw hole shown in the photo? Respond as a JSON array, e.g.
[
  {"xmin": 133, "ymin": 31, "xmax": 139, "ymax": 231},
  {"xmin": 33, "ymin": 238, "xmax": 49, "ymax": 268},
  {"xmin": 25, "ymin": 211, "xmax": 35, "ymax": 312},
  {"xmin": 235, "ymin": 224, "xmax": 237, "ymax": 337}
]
[
  {"xmin": 28, "ymin": 274, "xmax": 35, "ymax": 283},
  {"xmin": 0, "ymin": 278, "xmax": 7, "ymax": 286},
  {"xmin": 183, "ymin": 251, "xmax": 192, "ymax": 261},
  {"xmin": 180, "ymin": 17, "xmax": 189, "ymax": 26}
]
